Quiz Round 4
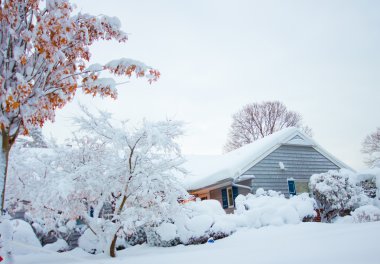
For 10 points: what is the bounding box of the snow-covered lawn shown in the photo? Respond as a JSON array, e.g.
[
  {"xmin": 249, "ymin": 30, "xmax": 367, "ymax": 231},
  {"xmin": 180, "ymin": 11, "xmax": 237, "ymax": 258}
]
[{"xmin": 15, "ymin": 222, "xmax": 380, "ymax": 264}]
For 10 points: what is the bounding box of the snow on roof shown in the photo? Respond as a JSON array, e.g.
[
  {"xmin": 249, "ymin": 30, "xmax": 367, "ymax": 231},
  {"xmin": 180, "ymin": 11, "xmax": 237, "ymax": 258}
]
[{"xmin": 182, "ymin": 127, "xmax": 328, "ymax": 191}]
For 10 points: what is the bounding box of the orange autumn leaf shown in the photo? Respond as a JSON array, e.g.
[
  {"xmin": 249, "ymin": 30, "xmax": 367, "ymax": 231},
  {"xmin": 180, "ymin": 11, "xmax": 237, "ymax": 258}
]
[
  {"xmin": 12, "ymin": 101, "xmax": 20, "ymax": 109},
  {"xmin": 20, "ymin": 55, "xmax": 27, "ymax": 65}
]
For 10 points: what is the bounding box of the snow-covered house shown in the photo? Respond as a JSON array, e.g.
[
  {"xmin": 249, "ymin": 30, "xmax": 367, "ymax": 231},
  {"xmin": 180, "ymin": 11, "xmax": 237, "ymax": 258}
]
[{"xmin": 182, "ymin": 127, "xmax": 352, "ymax": 213}]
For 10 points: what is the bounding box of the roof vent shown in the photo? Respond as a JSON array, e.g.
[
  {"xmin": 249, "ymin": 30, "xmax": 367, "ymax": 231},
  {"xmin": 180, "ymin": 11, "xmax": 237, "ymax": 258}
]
[{"xmin": 279, "ymin": 162, "xmax": 286, "ymax": 170}]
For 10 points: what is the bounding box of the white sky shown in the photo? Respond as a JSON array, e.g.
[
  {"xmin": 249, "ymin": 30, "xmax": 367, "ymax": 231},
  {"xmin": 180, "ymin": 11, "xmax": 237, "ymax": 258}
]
[{"xmin": 43, "ymin": 0, "xmax": 380, "ymax": 170}]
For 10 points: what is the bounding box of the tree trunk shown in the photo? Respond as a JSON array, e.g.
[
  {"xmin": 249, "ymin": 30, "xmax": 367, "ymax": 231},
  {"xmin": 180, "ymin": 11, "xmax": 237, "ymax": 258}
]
[
  {"xmin": 109, "ymin": 234, "xmax": 118, "ymax": 258},
  {"xmin": 109, "ymin": 194, "xmax": 127, "ymax": 257},
  {"xmin": 1, "ymin": 131, "xmax": 12, "ymax": 212}
]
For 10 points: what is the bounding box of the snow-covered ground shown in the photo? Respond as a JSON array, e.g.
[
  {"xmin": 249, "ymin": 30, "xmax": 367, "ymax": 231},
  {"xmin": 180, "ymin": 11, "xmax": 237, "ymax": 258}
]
[{"xmin": 14, "ymin": 222, "xmax": 380, "ymax": 264}]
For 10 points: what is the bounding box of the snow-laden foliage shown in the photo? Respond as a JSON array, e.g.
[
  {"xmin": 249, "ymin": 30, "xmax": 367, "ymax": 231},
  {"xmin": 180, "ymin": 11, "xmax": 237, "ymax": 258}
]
[
  {"xmin": 0, "ymin": 0, "xmax": 160, "ymax": 215},
  {"xmin": 0, "ymin": 0, "xmax": 159, "ymax": 137},
  {"xmin": 336, "ymin": 205, "xmax": 380, "ymax": 224},
  {"xmin": 309, "ymin": 169, "xmax": 363, "ymax": 222},
  {"xmin": 145, "ymin": 191, "xmax": 317, "ymax": 247},
  {"xmin": 8, "ymin": 107, "xmax": 187, "ymax": 256},
  {"xmin": 147, "ymin": 199, "xmax": 236, "ymax": 247},
  {"xmin": 350, "ymin": 168, "xmax": 380, "ymax": 203},
  {"xmin": 351, "ymin": 205, "xmax": 380, "ymax": 223},
  {"xmin": 234, "ymin": 189, "xmax": 316, "ymax": 228}
]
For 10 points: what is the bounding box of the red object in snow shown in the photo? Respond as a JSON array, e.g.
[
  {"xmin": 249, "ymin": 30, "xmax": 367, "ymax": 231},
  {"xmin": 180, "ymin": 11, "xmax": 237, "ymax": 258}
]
[{"xmin": 0, "ymin": 256, "xmax": 3, "ymax": 262}]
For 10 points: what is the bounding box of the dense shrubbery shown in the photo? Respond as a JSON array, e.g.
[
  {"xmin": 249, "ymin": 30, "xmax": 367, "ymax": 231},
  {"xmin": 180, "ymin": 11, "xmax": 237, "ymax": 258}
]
[
  {"xmin": 10, "ymin": 166, "xmax": 380, "ymax": 254},
  {"xmin": 309, "ymin": 169, "xmax": 362, "ymax": 222},
  {"xmin": 234, "ymin": 189, "xmax": 316, "ymax": 227},
  {"xmin": 310, "ymin": 168, "xmax": 380, "ymax": 222}
]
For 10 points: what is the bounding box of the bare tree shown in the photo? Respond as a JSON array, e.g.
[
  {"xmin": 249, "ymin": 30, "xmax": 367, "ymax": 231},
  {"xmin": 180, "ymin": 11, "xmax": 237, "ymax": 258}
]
[
  {"xmin": 362, "ymin": 127, "xmax": 380, "ymax": 167},
  {"xmin": 224, "ymin": 101, "xmax": 312, "ymax": 152}
]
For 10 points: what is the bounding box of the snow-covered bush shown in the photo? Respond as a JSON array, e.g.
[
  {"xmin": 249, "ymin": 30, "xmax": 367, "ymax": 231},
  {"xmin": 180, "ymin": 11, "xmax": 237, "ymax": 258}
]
[
  {"xmin": 351, "ymin": 205, "xmax": 380, "ymax": 223},
  {"xmin": 147, "ymin": 200, "xmax": 236, "ymax": 247},
  {"xmin": 351, "ymin": 168, "xmax": 380, "ymax": 203},
  {"xmin": 234, "ymin": 189, "xmax": 316, "ymax": 228},
  {"xmin": 309, "ymin": 169, "xmax": 362, "ymax": 222}
]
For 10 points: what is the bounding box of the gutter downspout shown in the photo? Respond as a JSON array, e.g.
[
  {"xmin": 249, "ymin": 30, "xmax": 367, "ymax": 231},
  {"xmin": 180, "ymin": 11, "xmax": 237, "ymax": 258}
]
[
  {"xmin": 232, "ymin": 174, "xmax": 255, "ymax": 193},
  {"xmin": 232, "ymin": 182, "xmax": 253, "ymax": 192}
]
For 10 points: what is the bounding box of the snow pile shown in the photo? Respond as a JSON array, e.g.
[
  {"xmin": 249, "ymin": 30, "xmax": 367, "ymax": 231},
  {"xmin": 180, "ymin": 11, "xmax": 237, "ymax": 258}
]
[
  {"xmin": 11, "ymin": 219, "xmax": 42, "ymax": 255},
  {"xmin": 155, "ymin": 223, "xmax": 177, "ymax": 242},
  {"xmin": 78, "ymin": 229, "xmax": 101, "ymax": 254},
  {"xmin": 234, "ymin": 189, "xmax": 316, "ymax": 228},
  {"xmin": 43, "ymin": 239, "xmax": 69, "ymax": 252}
]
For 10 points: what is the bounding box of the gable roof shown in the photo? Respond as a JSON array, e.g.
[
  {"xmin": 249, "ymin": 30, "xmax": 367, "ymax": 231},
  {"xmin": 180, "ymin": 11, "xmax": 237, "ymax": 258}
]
[{"xmin": 183, "ymin": 127, "xmax": 352, "ymax": 191}]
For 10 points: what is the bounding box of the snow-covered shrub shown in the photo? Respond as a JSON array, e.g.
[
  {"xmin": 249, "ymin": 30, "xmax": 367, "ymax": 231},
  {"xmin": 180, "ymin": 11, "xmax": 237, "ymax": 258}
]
[
  {"xmin": 352, "ymin": 168, "xmax": 380, "ymax": 206},
  {"xmin": 146, "ymin": 200, "xmax": 236, "ymax": 247},
  {"xmin": 180, "ymin": 200, "xmax": 236, "ymax": 244},
  {"xmin": 125, "ymin": 227, "xmax": 147, "ymax": 246},
  {"xmin": 234, "ymin": 189, "xmax": 316, "ymax": 228},
  {"xmin": 8, "ymin": 108, "xmax": 188, "ymax": 256},
  {"xmin": 351, "ymin": 205, "xmax": 380, "ymax": 223},
  {"xmin": 309, "ymin": 169, "xmax": 362, "ymax": 222},
  {"xmin": 146, "ymin": 223, "xmax": 181, "ymax": 247},
  {"xmin": 350, "ymin": 168, "xmax": 380, "ymax": 199}
]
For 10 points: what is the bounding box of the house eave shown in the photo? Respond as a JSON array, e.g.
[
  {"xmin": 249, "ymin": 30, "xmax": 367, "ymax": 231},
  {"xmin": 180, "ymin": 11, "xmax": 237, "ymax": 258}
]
[{"xmin": 188, "ymin": 178, "xmax": 233, "ymax": 193}]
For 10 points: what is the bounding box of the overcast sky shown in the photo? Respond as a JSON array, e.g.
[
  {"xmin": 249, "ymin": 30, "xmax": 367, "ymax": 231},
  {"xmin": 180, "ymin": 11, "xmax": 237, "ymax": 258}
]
[{"xmin": 43, "ymin": 0, "xmax": 380, "ymax": 170}]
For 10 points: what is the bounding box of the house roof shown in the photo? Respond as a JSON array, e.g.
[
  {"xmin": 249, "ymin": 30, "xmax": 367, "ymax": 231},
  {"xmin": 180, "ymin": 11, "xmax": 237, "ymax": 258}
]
[{"xmin": 182, "ymin": 127, "xmax": 352, "ymax": 191}]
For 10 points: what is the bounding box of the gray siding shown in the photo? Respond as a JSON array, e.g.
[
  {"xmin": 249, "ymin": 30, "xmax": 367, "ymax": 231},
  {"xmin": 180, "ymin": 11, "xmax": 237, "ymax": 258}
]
[
  {"xmin": 243, "ymin": 144, "xmax": 340, "ymax": 195},
  {"xmin": 209, "ymin": 180, "xmax": 252, "ymax": 214}
]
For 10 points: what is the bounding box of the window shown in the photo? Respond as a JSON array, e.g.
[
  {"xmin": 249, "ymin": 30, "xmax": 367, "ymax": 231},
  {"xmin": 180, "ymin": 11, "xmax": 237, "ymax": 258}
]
[
  {"xmin": 295, "ymin": 181, "xmax": 310, "ymax": 194},
  {"xmin": 221, "ymin": 186, "xmax": 238, "ymax": 209},
  {"xmin": 227, "ymin": 187, "xmax": 234, "ymax": 207},
  {"xmin": 198, "ymin": 193, "xmax": 209, "ymax": 200},
  {"xmin": 288, "ymin": 179, "xmax": 310, "ymax": 196}
]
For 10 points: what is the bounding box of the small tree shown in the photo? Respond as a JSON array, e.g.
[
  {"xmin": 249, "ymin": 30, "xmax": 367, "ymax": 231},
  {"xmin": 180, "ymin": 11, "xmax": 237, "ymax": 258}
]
[
  {"xmin": 9, "ymin": 107, "xmax": 187, "ymax": 257},
  {"xmin": 362, "ymin": 127, "xmax": 380, "ymax": 168},
  {"xmin": 224, "ymin": 101, "xmax": 311, "ymax": 152},
  {"xmin": 309, "ymin": 170, "xmax": 362, "ymax": 222},
  {"xmin": 0, "ymin": 0, "xmax": 160, "ymax": 212}
]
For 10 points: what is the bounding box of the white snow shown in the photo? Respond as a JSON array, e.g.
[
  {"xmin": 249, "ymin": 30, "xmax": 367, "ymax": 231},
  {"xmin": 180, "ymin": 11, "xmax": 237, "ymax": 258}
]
[
  {"xmin": 10, "ymin": 219, "xmax": 42, "ymax": 255},
  {"xmin": 185, "ymin": 215, "xmax": 213, "ymax": 237},
  {"xmin": 169, "ymin": 200, "xmax": 236, "ymax": 244},
  {"xmin": 13, "ymin": 222, "xmax": 380, "ymax": 264},
  {"xmin": 234, "ymin": 190, "xmax": 316, "ymax": 228},
  {"xmin": 155, "ymin": 223, "xmax": 177, "ymax": 242},
  {"xmin": 43, "ymin": 239, "xmax": 69, "ymax": 252},
  {"xmin": 78, "ymin": 229, "xmax": 101, "ymax": 254}
]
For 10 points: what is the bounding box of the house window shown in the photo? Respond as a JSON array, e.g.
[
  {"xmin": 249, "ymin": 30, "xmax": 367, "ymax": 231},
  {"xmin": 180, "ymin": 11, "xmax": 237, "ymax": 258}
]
[
  {"xmin": 227, "ymin": 187, "xmax": 234, "ymax": 207},
  {"xmin": 287, "ymin": 179, "xmax": 310, "ymax": 196},
  {"xmin": 295, "ymin": 181, "xmax": 310, "ymax": 194},
  {"xmin": 198, "ymin": 193, "xmax": 209, "ymax": 201},
  {"xmin": 221, "ymin": 186, "xmax": 238, "ymax": 209}
]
